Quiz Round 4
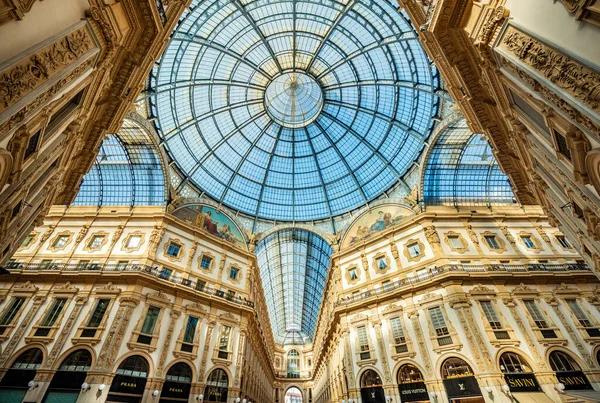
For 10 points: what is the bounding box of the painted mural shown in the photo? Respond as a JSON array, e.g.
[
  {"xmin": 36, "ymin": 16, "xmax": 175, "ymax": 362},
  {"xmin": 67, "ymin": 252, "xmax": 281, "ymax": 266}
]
[
  {"xmin": 172, "ymin": 204, "xmax": 246, "ymax": 249},
  {"xmin": 342, "ymin": 204, "xmax": 414, "ymax": 248}
]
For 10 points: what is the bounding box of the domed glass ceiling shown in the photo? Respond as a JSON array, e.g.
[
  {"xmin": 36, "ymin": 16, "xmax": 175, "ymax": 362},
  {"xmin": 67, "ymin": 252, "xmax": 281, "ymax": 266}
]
[{"xmin": 150, "ymin": 0, "xmax": 440, "ymax": 222}]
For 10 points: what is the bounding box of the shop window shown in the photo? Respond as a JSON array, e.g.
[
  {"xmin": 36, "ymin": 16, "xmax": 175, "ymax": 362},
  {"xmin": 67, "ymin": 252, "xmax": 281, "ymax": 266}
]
[
  {"xmin": 356, "ymin": 325, "xmax": 371, "ymax": 360},
  {"xmin": 181, "ymin": 316, "xmax": 199, "ymax": 353},
  {"xmin": 33, "ymin": 298, "xmax": 67, "ymax": 337},
  {"xmin": 0, "ymin": 348, "xmax": 43, "ymax": 401},
  {"xmin": 162, "ymin": 363, "xmax": 192, "ymax": 402},
  {"xmin": 499, "ymin": 352, "xmax": 540, "ymax": 392},
  {"xmin": 204, "ymin": 368, "xmax": 229, "ymax": 402},
  {"xmin": 441, "ymin": 357, "xmax": 483, "ymax": 402},
  {"xmin": 217, "ymin": 325, "xmax": 232, "ymax": 360},
  {"xmin": 397, "ymin": 364, "xmax": 428, "ymax": 402},
  {"xmin": 138, "ymin": 306, "xmax": 160, "ymax": 344},
  {"xmin": 548, "ymin": 351, "xmax": 593, "ymax": 391},
  {"xmin": 360, "ymin": 369, "xmax": 384, "ymax": 403},
  {"xmin": 107, "ymin": 356, "xmax": 149, "ymax": 402},
  {"xmin": 80, "ymin": 298, "xmax": 110, "ymax": 338},
  {"xmin": 0, "ymin": 297, "xmax": 26, "ymax": 336},
  {"xmin": 485, "ymin": 235, "xmax": 500, "ymax": 249},
  {"xmin": 429, "ymin": 306, "xmax": 451, "ymax": 346}
]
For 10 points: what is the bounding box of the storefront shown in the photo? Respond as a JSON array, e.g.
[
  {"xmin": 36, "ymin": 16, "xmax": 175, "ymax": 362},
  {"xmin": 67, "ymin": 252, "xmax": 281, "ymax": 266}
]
[
  {"xmin": 160, "ymin": 363, "xmax": 192, "ymax": 403},
  {"xmin": 204, "ymin": 368, "xmax": 229, "ymax": 402},
  {"xmin": 107, "ymin": 355, "xmax": 150, "ymax": 403},
  {"xmin": 441, "ymin": 358, "xmax": 484, "ymax": 403},
  {"xmin": 397, "ymin": 364, "xmax": 429, "ymax": 403},
  {"xmin": 499, "ymin": 351, "xmax": 554, "ymax": 403},
  {"xmin": 0, "ymin": 348, "xmax": 43, "ymax": 403},
  {"xmin": 360, "ymin": 369, "xmax": 385, "ymax": 403},
  {"xmin": 43, "ymin": 349, "xmax": 92, "ymax": 403}
]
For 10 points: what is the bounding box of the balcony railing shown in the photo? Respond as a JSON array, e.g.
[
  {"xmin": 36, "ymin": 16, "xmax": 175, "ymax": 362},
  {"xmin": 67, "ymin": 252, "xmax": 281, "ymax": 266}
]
[
  {"xmin": 335, "ymin": 262, "xmax": 591, "ymax": 307},
  {"xmin": 6, "ymin": 262, "xmax": 255, "ymax": 308}
]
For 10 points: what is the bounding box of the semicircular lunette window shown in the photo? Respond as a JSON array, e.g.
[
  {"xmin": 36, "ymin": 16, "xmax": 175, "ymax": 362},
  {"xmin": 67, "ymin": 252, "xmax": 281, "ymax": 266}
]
[{"xmin": 150, "ymin": 0, "xmax": 440, "ymax": 222}]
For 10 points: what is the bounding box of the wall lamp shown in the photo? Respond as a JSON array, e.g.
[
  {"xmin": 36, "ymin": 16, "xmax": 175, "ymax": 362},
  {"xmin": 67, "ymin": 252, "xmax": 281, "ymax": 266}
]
[
  {"xmin": 428, "ymin": 391, "xmax": 437, "ymax": 402},
  {"xmin": 81, "ymin": 382, "xmax": 91, "ymax": 392},
  {"xmin": 555, "ymin": 383, "xmax": 566, "ymax": 394},
  {"xmin": 385, "ymin": 395, "xmax": 393, "ymax": 402},
  {"xmin": 152, "ymin": 389, "xmax": 160, "ymax": 398},
  {"xmin": 196, "ymin": 394, "xmax": 204, "ymax": 401},
  {"xmin": 502, "ymin": 384, "xmax": 513, "ymax": 401},
  {"xmin": 484, "ymin": 386, "xmax": 493, "ymax": 395},
  {"xmin": 98, "ymin": 384, "xmax": 106, "ymax": 392},
  {"xmin": 28, "ymin": 380, "xmax": 38, "ymax": 390}
]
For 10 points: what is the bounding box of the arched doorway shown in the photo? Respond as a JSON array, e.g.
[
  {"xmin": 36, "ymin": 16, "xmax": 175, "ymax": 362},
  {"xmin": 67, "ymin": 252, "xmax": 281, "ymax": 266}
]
[
  {"xmin": 43, "ymin": 349, "xmax": 92, "ymax": 403},
  {"xmin": 397, "ymin": 364, "xmax": 429, "ymax": 403},
  {"xmin": 0, "ymin": 348, "xmax": 43, "ymax": 402},
  {"xmin": 107, "ymin": 355, "xmax": 149, "ymax": 403},
  {"xmin": 549, "ymin": 351, "xmax": 593, "ymax": 391},
  {"xmin": 360, "ymin": 369, "xmax": 385, "ymax": 403},
  {"xmin": 287, "ymin": 350, "xmax": 300, "ymax": 378},
  {"xmin": 441, "ymin": 357, "xmax": 484, "ymax": 403},
  {"xmin": 160, "ymin": 363, "xmax": 192, "ymax": 402},
  {"xmin": 204, "ymin": 368, "xmax": 228, "ymax": 402},
  {"xmin": 285, "ymin": 387, "xmax": 303, "ymax": 403}
]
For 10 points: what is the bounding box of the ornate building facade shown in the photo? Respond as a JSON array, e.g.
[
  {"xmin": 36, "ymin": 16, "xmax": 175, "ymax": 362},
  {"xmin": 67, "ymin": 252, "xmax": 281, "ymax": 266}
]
[{"xmin": 1, "ymin": 0, "xmax": 600, "ymax": 403}]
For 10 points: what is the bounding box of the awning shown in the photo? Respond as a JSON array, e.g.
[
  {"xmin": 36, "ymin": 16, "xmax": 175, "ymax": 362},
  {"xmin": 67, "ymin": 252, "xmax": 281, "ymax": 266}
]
[
  {"xmin": 563, "ymin": 390, "xmax": 600, "ymax": 402},
  {"xmin": 511, "ymin": 392, "xmax": 556, "ymax": 403}
]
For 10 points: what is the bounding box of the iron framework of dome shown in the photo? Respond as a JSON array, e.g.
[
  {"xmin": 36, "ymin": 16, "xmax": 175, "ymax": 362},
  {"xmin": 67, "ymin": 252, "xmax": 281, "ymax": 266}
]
[
  {"xmin": 423, "ymin": 119, "xmax": 516, "ymax": 206},
  {"xmin": 149, "ymin": 0, "xmax": 440, "ymax": 222}
]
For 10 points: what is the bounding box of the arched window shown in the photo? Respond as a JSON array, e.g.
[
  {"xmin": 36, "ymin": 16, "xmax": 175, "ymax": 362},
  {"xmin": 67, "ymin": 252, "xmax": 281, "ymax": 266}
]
[
  {"xmin": 108, "ymin": 355, "xmax": 150, "ymax": 403},
  {"xmin": 549, "ymin": 351, "xmax": 593, "ymax": 391},
  {"xmin": 161, "ymin": 363, "xmax": 193, "ymax": 402},
  {"xmin": 0, "ymin": 348, "xmax": 44, "ymax": 402},
  {"xmin": 205, "ymin": 369, "xmax": 228, "ymax": 402},
  {"xmin": 45, "ymin": 350, "xmax": 93, "ymax": 402},
  {"xmin": 287, "ymin": 350, "xmax": 300, "ymax": 378},
  {"xmin": 499, "ymin": 352, "xmax": 533, "ymax": 373},
  {"xmin": 398, "ymin": 364, "xmax": 424, "ymax": 383},
  {"xmin": 361, "ymin": 369, "xmax": 383, "ymax": 388},
  {"xmin": 285, "ymin": 387, "xmax": 303, "ymax": 403},
  {"xmin": 499, "ymin": 352, "xmax": 541, "ymax": 393},
  {"xmin": 360, "ymin": 369, "xmax": 384, "ymax": 403},
  {"xmin": 398, "ymin": 364, "xmax": 429, "ymax": 402},
  {"xmin": 441, "ymin": 357, "xmax": 474, "ymax": 379},
  {"xmin": 441, "ymin": 358, "xmax": 483, "ymax": 402},
  {"xmin": 549, "ymin": 351, "xmax": 581, "ymax": 372}
]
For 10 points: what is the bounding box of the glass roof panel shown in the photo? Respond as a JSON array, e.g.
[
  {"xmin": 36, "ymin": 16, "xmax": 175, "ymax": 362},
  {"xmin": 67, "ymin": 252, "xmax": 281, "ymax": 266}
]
[
  {"xmin": 255, "ymin": 228, "xmax": 333, "ymax": 345},
  {"xmin": 72, "ymin": 119, "xmax": 165, "ymax": 207},
  {"xmin": 423, "ymin": 119, "xmax": 516, "ymax": 206},
  {"xmin": 150, "ymin": 0, "xmax": 439, "ymax": 221}
]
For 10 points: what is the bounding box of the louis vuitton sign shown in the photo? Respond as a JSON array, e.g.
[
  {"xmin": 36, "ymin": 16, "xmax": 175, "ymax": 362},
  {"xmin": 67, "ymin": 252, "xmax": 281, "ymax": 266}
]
[
  {"xmin": 443, "ymin": 376, "xmax": 482, "ymax": 399},
  {"xmin": 399, "ymin": 381, "xmax": 429, "ymax": 402}
]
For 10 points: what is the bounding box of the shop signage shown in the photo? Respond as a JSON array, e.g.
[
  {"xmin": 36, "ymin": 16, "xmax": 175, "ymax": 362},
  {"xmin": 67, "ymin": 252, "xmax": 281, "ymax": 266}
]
[
  {"xmin": 161, "ymin": 381, "xmax": 191, "ymax": 399},
  {"xmin": 504, "ymin": 373, "xmax": 541, "ymax": 392},
  {"xmin": 443, "ymin": 376, "xmax": 482, "ymax": 399},
  {"xmin": 555, "ymin": 371, "xmax": 593, "ymax": 390},
  {"xmin": 399, "ymin": 381, "xmax": 429, "ymax": 402},
  {"xmin": 110, "ymin": 374, "xmax": 147, "ymax": 395},
  {"xmin": 360, "ymin": 386, "xmax": 385, "ymax": 403}
]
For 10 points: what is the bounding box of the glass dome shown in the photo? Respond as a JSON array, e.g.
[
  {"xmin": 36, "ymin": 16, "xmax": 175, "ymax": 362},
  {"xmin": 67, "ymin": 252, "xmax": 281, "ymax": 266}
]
[{"xmin": 150, "ymin": 0, "xmax": 440, "ymax": 221}]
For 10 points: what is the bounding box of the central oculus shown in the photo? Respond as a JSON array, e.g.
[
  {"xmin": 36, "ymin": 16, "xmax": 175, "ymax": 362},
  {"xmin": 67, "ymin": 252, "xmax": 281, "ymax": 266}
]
[{"xmin": 264, "ymin": 72, "xmax": 323, "ymax": 128}]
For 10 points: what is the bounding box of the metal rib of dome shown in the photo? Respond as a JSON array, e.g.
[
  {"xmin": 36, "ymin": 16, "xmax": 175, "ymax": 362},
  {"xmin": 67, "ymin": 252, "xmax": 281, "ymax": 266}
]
[{"xmin": 150, "ymin": 0, "xmax": 440, "ymax": 221}]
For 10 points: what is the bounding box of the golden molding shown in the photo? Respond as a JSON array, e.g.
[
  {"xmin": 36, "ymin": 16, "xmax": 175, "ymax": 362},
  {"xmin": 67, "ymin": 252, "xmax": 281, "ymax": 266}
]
[{"xmin": 0, "ymin": 26, "xmax": 94, "ymax": 114}]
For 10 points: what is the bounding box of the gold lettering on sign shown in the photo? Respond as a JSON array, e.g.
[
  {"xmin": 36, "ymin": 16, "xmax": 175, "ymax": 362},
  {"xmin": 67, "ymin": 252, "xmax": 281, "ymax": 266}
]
[{"xmin": 121, "ymin": 381, "xmax": 137, "ymax": 388}]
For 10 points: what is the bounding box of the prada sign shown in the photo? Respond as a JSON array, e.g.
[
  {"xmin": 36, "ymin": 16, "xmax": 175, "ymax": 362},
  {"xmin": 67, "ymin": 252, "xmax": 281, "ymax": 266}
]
[
  {"xmin": 504, "ymin": 373, "xmax": 541, "ymax": 392},
  {"xmin": 399, "ymin": 381, "xmax": 429, "ymax": 402},
  {"xmin": 555, "ymin": 371, "xmax": 593, "ymax": 391},
  {"xmin": 110, "ymin": 374, "xmax": 147, "ymax": 395},
  {"xmin": 161, "ymin": 381, "xmax": 191, "ymax": 398},
  {"xmin": 443, "ymin": 376, "xmax": 482, "ymax": 399}
]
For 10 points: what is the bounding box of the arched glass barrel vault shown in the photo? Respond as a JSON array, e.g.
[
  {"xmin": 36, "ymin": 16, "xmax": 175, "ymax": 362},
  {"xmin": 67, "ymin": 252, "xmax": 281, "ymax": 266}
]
[
  {"xmin": 148, "ymin": 0, "xmax": 441, "ymax": 222},
  {"xmin": 72, "ymin": 118, "xmax": 166, "ymax": 208},
  {"xmin": 255, "ymin": 228, "xmax": 333, "ymax": 345},
  {"xmin": 422, "ymin": 118, "xmax": 515, "ymax": 207}
]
